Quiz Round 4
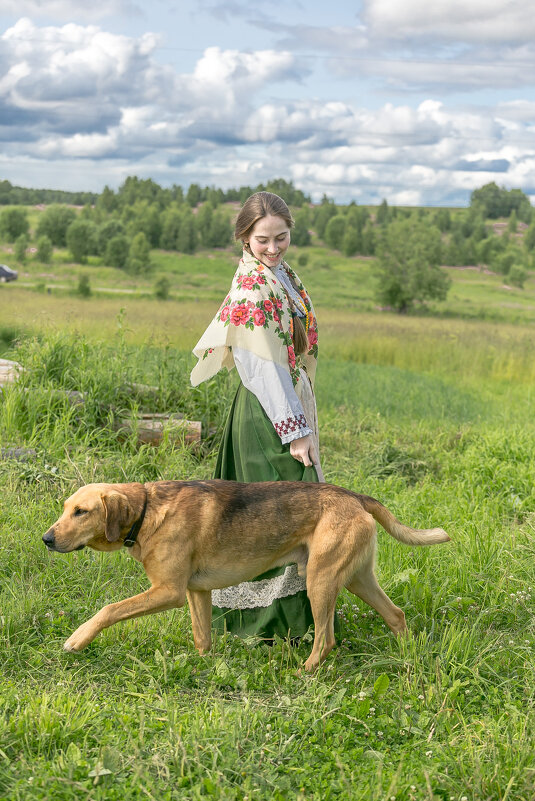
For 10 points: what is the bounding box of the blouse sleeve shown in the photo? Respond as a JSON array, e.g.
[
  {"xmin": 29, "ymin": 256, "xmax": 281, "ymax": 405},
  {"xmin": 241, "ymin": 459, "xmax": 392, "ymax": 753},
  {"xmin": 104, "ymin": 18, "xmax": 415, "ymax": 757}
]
[{"xmin": 233, "ymin": 346, "xmax": 313, "ymax": 444}]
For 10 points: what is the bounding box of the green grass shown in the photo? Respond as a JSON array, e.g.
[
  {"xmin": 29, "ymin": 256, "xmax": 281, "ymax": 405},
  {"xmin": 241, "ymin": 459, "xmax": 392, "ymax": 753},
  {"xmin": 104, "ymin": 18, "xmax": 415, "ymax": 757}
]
[{"xmin": 1, "ymin": 285, "xmax": 535, "ymax": 798}]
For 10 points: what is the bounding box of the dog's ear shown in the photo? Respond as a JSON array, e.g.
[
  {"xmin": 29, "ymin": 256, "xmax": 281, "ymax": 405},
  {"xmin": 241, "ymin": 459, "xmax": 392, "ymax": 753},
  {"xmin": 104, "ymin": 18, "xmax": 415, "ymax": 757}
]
[{"xmin": 101, "ymin": 491, "xmax": 131, "ymax": 542}]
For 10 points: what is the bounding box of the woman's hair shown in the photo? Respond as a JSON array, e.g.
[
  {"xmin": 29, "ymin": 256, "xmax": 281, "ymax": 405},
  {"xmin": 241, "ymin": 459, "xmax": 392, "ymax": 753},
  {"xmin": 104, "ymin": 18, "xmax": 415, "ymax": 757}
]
[
  {"xmin": 236, "ymin": 192, "xmax": 309, "ymax": 356},
  {"xmin": 234, "ymin": 191, "xmax": 294, "ymax": 243}
]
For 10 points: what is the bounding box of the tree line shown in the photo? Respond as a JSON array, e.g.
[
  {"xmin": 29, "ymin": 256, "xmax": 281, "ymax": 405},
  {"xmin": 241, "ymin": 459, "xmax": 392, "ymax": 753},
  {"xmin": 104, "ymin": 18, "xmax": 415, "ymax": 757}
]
[{"xmin": 0, "ymin": 178, "xmax": 533, "ymax": 311}]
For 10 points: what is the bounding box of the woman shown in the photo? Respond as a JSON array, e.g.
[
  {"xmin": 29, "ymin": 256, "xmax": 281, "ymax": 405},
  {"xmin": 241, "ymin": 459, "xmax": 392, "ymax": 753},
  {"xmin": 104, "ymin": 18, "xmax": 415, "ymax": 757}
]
[{"xmin": 190, "ymin": 191, "xmax": 323, "ymax": 640}]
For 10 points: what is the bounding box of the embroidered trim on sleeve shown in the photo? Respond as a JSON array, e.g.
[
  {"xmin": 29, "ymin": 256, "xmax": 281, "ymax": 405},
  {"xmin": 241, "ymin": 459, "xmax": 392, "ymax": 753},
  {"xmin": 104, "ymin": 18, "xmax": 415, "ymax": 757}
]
[{"xmin": 274, "ymin": 413, "xmax": 307, "ymax": 438}]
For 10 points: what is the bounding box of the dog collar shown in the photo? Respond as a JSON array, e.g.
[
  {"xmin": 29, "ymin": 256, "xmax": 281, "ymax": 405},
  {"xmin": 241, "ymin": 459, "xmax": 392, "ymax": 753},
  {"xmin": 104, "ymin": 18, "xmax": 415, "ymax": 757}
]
[{"xmin": 123, "ymin": 490, "xmax": 148, "ymax": 548}]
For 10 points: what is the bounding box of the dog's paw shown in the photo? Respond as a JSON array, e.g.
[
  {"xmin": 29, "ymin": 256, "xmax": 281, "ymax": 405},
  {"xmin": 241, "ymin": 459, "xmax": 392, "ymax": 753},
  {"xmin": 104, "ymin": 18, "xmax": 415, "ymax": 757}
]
[{"xmin": 63, "ymin": 622, "xmax": 95, "ymax": 652}]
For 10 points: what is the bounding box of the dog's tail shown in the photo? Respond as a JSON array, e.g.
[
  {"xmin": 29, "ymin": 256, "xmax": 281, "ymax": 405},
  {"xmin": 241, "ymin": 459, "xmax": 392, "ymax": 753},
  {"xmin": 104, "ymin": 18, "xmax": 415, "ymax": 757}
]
[{"xmin": 359, "ymin": 495, "xmax": 450, "ymax": 546}]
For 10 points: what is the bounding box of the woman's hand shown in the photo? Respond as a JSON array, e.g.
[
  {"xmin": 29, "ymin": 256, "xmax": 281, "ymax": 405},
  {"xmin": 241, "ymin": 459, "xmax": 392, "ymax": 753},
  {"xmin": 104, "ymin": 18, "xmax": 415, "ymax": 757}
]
[{"xmin": 290, "ymin": 434, "xmax": 318, "ymax": 467}]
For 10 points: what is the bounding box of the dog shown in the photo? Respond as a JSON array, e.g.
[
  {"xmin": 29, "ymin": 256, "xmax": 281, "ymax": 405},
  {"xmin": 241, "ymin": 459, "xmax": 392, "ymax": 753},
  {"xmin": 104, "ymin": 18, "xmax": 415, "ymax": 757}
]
[{"xmin": 43, "ymin": 480, "xmax": 449, "ymax": 671}]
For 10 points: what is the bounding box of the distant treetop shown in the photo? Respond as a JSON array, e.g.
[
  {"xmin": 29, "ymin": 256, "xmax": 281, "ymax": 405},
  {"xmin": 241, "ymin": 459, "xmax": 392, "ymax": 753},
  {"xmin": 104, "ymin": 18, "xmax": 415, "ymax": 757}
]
[{"xmin": 470, "ymin": 182, "xmax": 532, "ymax": 222}]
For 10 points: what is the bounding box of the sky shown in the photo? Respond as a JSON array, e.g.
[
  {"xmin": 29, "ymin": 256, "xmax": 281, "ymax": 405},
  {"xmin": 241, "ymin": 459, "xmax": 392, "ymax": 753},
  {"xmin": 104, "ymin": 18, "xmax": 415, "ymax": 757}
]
[{"xmin": 1, "ymin": 0, "xmax": 534, "ymax": 206}]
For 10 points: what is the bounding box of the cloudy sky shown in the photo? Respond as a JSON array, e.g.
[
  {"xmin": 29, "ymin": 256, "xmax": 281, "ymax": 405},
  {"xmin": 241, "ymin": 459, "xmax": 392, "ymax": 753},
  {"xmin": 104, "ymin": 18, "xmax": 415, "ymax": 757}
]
[{"xmin": 1, "ymin": 0, "xmax": 534, "ymax": 205}]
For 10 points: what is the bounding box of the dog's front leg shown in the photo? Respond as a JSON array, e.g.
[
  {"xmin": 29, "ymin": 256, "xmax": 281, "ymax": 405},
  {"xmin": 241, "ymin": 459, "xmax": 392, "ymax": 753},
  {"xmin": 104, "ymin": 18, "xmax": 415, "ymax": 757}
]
[
  {"xmin": 63, "ymin": 585, "xmax": 185, "ymax": 652},
  {"xmin": 186, "ymin": 589, "xmax": 212, "ymax": 654}
]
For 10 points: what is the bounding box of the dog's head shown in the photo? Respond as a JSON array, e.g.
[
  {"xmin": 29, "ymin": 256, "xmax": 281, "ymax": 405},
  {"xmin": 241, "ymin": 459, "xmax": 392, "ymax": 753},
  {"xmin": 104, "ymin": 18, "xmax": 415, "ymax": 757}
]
[{"xmin": 42, "ymin": 483, "xmax": 143, "ymax": 553}]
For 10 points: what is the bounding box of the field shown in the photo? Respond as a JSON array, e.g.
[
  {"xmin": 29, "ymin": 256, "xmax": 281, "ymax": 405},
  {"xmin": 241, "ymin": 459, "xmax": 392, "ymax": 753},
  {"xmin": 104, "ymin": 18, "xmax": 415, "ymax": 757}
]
[{"xmin": 1, "ymin": 244, "xmax": 535, "ymax": 800}]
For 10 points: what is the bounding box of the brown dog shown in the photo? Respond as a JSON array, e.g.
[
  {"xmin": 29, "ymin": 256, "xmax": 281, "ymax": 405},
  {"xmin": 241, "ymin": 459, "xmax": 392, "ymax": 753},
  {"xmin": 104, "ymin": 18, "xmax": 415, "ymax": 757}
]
[{"xmin": 43, "ymin": 480, "xmax": 449, "ymax": 671}]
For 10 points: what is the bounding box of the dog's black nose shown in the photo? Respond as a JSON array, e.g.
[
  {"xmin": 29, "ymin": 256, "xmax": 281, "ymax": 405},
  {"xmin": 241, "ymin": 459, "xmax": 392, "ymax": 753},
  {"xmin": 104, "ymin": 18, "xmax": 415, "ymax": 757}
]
[{"xmin": 42, "ymin": 528, "xmax": 55, "ymax": 548}]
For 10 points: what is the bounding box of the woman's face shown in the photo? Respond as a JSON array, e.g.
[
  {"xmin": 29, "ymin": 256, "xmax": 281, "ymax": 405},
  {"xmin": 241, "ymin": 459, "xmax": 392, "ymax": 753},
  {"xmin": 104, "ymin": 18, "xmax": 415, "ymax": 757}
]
[{"xmin": 245, "ymin": 214, "xmax": 291, "ymax": 268}]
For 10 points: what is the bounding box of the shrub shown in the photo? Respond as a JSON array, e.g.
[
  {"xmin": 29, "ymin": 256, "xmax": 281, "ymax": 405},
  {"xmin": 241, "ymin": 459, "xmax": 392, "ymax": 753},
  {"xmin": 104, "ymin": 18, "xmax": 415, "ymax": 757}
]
[
  {"xmin": 105, "ymin": 235, "xmax": 130, "ymax": 269},
  {"xmin": 97, "ymin": 220, "xmax": 125, "ymax": 255},
  {"xmin": 14, "ymin": 234, "xmax": 28, "ymax": 262},
  {"xmin": 508, "ymin": 264, "xmax": 527, "ymax": 289},
  {"xmin": 154, "ymin": 276, "xmax": 171, "ymax": 300},
  {"xmin": 36, "ymin": 235, "xmax": 53, "ymax": 263},
  {"xmin": 36, "ymin": 205, "xmax": 76, "ymax": 246},
  {"xmin": 66, "ymin": 219, "xmax": 97, "ymax": 263},
  {"xmin": 342, "ymin": 226, "xmax": 361, "ymax": 257},
  {"xmin": 77, "ymin": 274, "xmax": 91, "ymax": 297},
  {"xmin": 0, "ymin": 207, "xmax": 29, "ymax": 240},
  {"xmin": 324, "ymin": 214, "xmax": 347, "ymax": 249}
]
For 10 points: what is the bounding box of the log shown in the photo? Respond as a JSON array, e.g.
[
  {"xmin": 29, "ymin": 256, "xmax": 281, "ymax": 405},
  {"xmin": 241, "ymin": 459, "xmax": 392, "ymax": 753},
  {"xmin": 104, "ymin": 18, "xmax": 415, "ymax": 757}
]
[
  {"xmin": 113, "ymin": 412, "xmax": 201, "ymax": 446},
  {"xmin": 0, "ymin": 359, "xmax": 24, "ymax": 386}
]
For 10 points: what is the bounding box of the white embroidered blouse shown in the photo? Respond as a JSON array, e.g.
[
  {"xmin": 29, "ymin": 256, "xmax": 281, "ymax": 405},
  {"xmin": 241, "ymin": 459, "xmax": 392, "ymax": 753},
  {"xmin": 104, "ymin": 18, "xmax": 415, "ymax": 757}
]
[{"xmin": 234, "ymin": 262, "xmax": 312, "ymax": 444}]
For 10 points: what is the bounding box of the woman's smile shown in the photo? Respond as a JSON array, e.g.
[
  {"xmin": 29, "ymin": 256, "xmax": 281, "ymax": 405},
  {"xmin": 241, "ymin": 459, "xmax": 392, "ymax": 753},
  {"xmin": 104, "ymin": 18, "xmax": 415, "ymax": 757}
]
[{"xmin": 245, "ymin": 214, "xmax": 291, "ymax": 267}]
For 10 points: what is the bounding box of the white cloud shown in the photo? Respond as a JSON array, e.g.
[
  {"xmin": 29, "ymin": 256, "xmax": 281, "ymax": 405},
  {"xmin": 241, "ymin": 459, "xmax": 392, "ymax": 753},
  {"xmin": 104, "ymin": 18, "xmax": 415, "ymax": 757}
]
[
  {"xmin": 0, "ymin": 0, "xmax": 141, "ymax": 21},
  {"xmin": 1, "ymin": 15, "xmax": 534, "ymax": 204},
  {"xmin": 364, "ymin": 0, "xmax": 535, "ymax": 43}
]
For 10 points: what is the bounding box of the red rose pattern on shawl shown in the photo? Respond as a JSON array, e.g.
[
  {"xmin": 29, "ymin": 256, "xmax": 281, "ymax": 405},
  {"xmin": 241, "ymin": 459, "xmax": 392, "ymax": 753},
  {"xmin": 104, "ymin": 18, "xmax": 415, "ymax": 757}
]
[{"xmin": 204, "ymin": 257, "xmax": 317, "ymax": 386}]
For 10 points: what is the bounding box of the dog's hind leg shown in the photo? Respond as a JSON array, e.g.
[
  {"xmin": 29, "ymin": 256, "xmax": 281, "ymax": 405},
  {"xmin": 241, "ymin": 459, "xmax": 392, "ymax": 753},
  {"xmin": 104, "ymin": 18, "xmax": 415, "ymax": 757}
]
[
  {"xmin": 187, "ymin": 589, "xmax": 212, "ymax": 654},
  {"xmin": 345, "ymin": 552, "xmax": 407, "ymax": 636},
  {"xmin": 303, "ymin": 562, "xmax": 339, "ymax": 672}
]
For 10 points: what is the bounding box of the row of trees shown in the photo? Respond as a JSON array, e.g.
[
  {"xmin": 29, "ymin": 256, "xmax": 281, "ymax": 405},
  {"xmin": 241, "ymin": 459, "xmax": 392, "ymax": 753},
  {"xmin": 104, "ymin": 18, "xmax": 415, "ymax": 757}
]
[
  {"xmin": 95, "ymin": 176, "xmax": 310, "ymax": 214},
  {"xmin": 0, "ymin": 180, "xmax": 533, "ymax": 303},
  {"xmin": 0, "ymin": 200, "xmax": 234, "ymax": 271},
  {"xmin": 0, "ymin": 176, "xmax": 310, "ymax": 210},
  {"xmin": 0, "ymin": 179, "xmax": 98, "ymax": 207}
]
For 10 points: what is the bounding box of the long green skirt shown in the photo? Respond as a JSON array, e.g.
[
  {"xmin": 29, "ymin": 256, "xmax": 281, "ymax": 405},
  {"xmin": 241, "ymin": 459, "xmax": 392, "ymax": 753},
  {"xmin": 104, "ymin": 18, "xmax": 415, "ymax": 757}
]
[{"xmin": 211, "ymin": 382, "xmax": 318, "ymax": 639}]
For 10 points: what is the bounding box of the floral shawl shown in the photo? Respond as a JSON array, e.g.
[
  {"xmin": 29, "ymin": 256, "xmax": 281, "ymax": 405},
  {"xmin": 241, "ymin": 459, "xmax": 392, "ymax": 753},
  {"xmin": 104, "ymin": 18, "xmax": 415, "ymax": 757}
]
[{"xmin": 190, "ymin": 250, "xmax": 318, "ymax": 389}]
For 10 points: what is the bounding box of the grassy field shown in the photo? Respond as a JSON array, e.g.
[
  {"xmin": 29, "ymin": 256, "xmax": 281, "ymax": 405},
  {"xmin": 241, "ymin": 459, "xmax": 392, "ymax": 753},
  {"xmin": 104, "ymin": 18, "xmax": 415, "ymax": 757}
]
[
  {"xmin": 1, "ymin": 253, "xmax": 535, "ymax": 799},
  {"xmin": 2, "ymin": 230, "xmax": 535, "ymax": 323}
]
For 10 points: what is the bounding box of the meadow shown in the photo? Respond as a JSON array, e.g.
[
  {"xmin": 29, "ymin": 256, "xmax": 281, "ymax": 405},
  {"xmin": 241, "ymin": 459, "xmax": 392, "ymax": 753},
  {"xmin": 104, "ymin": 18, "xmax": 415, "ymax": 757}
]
[{"xmin": 1, "ymin": 244, "xmax": 535, "ymax": 800}]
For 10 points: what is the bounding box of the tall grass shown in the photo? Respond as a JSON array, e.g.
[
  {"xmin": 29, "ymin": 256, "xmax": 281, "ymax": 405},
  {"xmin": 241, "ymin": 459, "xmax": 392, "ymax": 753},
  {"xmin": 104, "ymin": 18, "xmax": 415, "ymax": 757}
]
[{"xmin": 1, "ymin": 317, "xmax": 535, "ymax": 799}]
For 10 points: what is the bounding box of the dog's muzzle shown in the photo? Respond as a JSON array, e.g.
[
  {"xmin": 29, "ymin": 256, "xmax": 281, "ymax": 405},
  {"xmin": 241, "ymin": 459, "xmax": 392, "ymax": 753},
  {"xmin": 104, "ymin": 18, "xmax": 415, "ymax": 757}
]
[
  {"xmin": 42, "ymin": 528, "xmax": 56, "ymax": 550},
  {"xmin": 42, "ymin": 528, "xmax": 85, "ymax": 552}
]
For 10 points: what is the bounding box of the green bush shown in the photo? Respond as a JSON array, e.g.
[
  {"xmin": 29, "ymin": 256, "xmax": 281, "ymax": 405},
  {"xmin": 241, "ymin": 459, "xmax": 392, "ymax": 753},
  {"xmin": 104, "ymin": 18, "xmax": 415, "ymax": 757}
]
[
  {"xmin": 508, "ymin": 264, "xmax": 527, "ymax": 289},
  {"xmin": 14, "ymin": 234, "xmax": 28, "ymax": 262},
  {"xmin": 35, "ymin": 235, "xmax": 53, "ymax": 263},
  {"xmin": 66, "ymin": 219, "xmax": 97, "ymax": 263},
  {"xmin": 105, "ymin": 234, "xmax": 130, "ymax": 269},
  {"xmin": 76, "ymin": 274, "xmax": 91, "ymax": 297},
  {"xmin": 154, "ymin": 276, "xmax": 171, "ymax": 300},
  {"xmin": 36, "ymin": 205, "xmax": 76, "ymax": 247},
  {"xmin": 0, "ymin": 207, "xmax": 29, "ymax": 241},
  {"xmin": 324, "ymin": 214, "xmax": 347, "ymax": 249}
]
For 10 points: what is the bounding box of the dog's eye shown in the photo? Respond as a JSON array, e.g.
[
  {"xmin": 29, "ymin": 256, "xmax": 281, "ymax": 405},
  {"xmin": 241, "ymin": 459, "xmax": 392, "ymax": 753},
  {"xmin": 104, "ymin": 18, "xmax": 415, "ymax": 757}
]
[{"xmin": 73, "ymin": 508, "xmax": 88, "ymax": 517}]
